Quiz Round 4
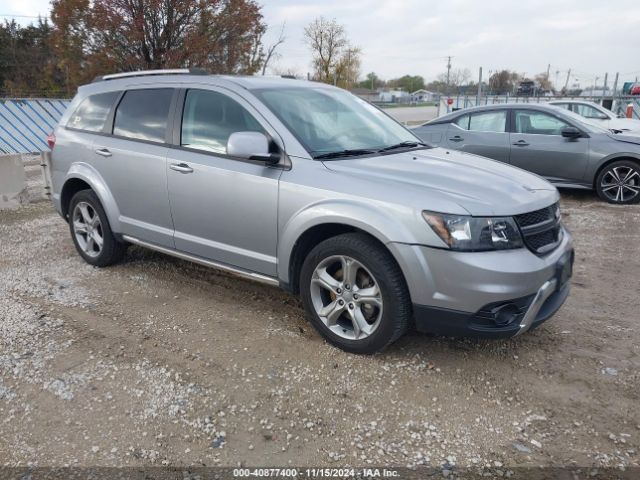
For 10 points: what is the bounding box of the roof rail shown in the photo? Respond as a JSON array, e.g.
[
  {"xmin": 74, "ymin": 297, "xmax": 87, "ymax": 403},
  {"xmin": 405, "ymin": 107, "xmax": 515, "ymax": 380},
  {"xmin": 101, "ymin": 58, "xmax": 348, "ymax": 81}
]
[{"xmin": 93, "ymin": 68, "xmax": 208, "ymax": 83}]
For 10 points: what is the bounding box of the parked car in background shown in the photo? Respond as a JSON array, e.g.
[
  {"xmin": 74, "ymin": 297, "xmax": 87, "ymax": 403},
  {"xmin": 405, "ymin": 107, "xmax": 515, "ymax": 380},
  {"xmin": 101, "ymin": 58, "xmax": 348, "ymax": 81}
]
[
  {"xmin": 549, "ymin": 100, "xmax": 640, "ymax": 134},
  {"xmin": 630, "ymin": 83, "xmax": 640, "ymax": 95},
  {"xmin": 413, "ymin": 104, "xmax": 640, "ymax": 204},
  {"xmin": 49, "ymin": 70, "xmax": 574, "ymax": 354}
]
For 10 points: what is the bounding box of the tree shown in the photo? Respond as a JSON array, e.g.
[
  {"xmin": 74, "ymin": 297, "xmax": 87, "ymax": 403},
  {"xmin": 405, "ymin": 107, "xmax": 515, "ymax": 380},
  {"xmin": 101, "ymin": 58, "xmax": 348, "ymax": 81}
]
[
  {"xmin": 357, "ymin": 72, "xmax": 384, "ymax": 90},
  {"xmin": 487, "ymin": 70, "xmax": 521, "ymax": 94},
  {"xmin": 50, "ymin": 0, "xmax": 267, "ymax": 90},
  {"xmin": 304, "ymin": 17, "xmax": 360, "ymax": 88},
  {"xmin": 437, "ymin": 68, "xmax": 471, "ymax": 92},
  {"xmin": 387, "ymin": 75, "xmax": 425, "ymax": 92},
  {"xmin": 0, "ymin": 18, "xmax": 64, "ymax": 96},
  {"xmin": 534, "ymin": 72, "xmax": 553, "ymax": 92},
  {"xmin": 261, "ymin": 22, "xmax": 286, "ymax": 75}
]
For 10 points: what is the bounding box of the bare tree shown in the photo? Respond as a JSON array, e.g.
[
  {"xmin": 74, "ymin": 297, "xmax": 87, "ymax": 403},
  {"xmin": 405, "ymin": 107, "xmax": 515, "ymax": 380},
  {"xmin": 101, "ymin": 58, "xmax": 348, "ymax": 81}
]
[
  {"xmin": 261, "ymin": 22, "xmax": 286, "ymax": 75},
  {"xmin": 304, "ymin": 17, "xmax": 348, "ymax": 84},
  {"xmin": 437, "ymin": 67, "xmax": 471, "ymax": 92}
]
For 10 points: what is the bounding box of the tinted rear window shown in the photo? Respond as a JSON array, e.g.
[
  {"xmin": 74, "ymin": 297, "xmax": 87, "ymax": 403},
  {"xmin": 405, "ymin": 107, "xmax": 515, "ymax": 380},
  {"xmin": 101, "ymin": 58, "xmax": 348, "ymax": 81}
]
[
  {"xmin": 68, "ymin": 91, "xmax": 119, "ymax": 132},
  {"xmin": 113, "ymin": 89, "xmax": 173, "ymax": 143}
]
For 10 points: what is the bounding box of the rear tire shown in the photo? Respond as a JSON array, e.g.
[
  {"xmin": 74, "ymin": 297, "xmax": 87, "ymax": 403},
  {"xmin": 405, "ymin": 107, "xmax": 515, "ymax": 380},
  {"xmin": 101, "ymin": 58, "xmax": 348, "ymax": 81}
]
[
  {"xmin": 68, "ymin": 190, "xmax": 126, "ymax": 267},
  {"xmin": 595, "ymin": 160, "xmax": 640, "ymax": 204},
  {"xmin": 299, "ymin": 233, "xmax": 411, "ymax": 354}
]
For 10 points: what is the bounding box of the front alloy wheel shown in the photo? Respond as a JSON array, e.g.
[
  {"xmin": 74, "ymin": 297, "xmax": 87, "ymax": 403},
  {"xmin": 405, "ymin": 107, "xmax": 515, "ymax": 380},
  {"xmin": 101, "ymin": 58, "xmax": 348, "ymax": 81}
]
[
  {"xmin": 596, "ymin": 161, "xmax": 640, "ymax": 204},
  {"xmin": 310, "ymin": 255, "xmax": 383, "ymax": 341},
  {"xmin": 300, "ymin": 233, "xmax": 411, "ymax": 354}
]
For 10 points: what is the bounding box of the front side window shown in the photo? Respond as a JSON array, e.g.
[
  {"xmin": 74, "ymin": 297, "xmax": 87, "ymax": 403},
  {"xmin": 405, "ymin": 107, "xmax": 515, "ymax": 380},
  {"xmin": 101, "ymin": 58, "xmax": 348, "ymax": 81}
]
[
  {"xmin": 113, "ymin": 89, "xmax": 173, "ymax": 142},
  {"xmin": 68, "ymin": 91, "xmax": 119, "ymax": 132},
  {"xmin": 468, "ymin": 111, "xmax": 507, "ymax": 133},
  {"xmin": 181, "ymin": 89, "xmax": 264, "ymax": 154},
  {"xmin": 573, "ymin": 104, "xmax": 608, "ymax": 119},
  {"xmin": 514, "ymin": 110, "xmax": 569, "ymax": 135},
  {"xmin": 454, "ymin": 114, "xmax": 470, "ymax": 130},
  {"xmin": 254, "ymin": 87, "xmax": 420, "ymax": 157}
]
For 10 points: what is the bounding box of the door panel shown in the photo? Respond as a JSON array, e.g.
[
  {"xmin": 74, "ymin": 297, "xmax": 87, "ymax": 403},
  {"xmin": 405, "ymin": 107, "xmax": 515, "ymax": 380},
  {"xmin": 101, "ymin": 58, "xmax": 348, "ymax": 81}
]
[
  {"xmin": 167, "ymin": 88, "xmax": 281, "ymax": 276},
  {"xmin": 446, "ymin": 110, "xmax": 510, "ymax": 163},
  {"xmin": 509, "ymin": 109, "xmax": 589, "ymax": 183},
  {"xmin": 167, "ymin": 150, "xmax": 281, "ymax": 275},
  {"xmin": 94, "ymin": 137, "xmax": 174, "ymax": 247},
  {"xmin": 94, "ymin": 88, "xmax": 176, "ymax": 248}
]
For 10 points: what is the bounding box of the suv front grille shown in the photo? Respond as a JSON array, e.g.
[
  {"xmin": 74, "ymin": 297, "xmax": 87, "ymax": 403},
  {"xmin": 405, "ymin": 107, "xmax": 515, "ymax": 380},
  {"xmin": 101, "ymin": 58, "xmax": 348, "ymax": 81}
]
[{"xmin": 514, "ymin": 203, "xmax": 562, "ymax": 255}]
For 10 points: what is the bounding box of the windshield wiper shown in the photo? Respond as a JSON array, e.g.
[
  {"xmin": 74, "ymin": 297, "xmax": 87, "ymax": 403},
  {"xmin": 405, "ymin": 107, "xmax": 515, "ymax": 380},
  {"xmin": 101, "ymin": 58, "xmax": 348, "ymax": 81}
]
[
  {"xmin": 377, "ymin": 141, "xmax": 429, "ymax": 153},
  {"xmin": 313, "ymin": 149, "xmax": 376, "ymax": 159}
]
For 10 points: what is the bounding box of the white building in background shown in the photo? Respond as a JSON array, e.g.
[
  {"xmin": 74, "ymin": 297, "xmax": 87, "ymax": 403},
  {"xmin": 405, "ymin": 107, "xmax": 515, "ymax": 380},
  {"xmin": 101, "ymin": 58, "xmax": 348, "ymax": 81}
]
[
  {"xmin": 410, "ymin": 89, "xmax": 438, "ymax": 103},
  {"xmin": 378, "ymin": 90, "xmax": 410, "ymax": 103}
]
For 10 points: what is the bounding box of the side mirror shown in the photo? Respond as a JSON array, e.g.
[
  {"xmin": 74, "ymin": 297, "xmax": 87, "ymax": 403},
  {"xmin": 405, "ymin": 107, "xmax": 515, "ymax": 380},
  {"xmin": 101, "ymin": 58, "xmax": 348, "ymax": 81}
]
[
  {"xmin": 561, "ymin": 126, "xmax": 582, "ymax": 139},
  {"xmin": 227, "ymin": 131, "xmax": 279, "ymax": 164}
]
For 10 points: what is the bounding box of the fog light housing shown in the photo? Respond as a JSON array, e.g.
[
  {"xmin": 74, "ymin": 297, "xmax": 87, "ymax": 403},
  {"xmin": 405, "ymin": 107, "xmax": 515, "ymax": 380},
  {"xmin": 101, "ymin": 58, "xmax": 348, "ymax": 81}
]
[{"xmin": 492, "ymin": 303, "xmax": 520, "ymax": 326}]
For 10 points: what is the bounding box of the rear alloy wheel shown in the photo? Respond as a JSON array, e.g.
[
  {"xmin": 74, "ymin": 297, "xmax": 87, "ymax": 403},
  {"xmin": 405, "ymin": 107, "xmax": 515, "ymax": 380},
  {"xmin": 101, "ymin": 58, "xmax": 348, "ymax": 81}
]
[
  {"xmin": 68, "ymin": 190, "xmax": 127, "ymax": 266},
  {"xmin": 300, "ymin": 233, "xmax": 411, "ymax": 354},
  {"xmin": 596, "ymin": 160, "xmax": 640, "ymax": 204}
]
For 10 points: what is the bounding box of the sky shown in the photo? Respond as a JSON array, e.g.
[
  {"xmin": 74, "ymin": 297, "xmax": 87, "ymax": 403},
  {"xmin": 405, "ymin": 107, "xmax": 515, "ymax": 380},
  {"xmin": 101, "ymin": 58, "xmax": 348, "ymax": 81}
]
[{"xmin": 3, "ymin": 0, "xmax": 640, "ymax": 88}]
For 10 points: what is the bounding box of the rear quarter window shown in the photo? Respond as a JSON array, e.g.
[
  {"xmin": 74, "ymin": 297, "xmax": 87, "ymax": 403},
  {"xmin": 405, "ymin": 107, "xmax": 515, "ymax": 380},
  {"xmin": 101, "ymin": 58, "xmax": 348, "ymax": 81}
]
[{"xmin": 67, "ymin": 91, "xmax": 120, "ymax": 132}]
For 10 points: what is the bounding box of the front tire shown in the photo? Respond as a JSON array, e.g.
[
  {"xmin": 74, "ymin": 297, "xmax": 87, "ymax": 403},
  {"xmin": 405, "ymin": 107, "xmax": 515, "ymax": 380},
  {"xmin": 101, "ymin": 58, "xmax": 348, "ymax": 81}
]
[
  {"xmin": 68, "ymin": 190, "xmax": 126, "ymax": 267},
  {"xmin": 299, "ymin": 233, "xmax": 411, "ymax": 354},
  {"xmin": 595, "ymin": 160, "xmax": 640, "ymax": 204}
]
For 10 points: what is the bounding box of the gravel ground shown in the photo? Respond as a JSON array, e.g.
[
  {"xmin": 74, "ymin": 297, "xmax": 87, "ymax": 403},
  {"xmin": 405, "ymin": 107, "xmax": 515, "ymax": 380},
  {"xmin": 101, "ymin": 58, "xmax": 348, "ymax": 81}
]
[{"xmin": 0, "ymin": 187, "xmax": 639, "ymax": 477}]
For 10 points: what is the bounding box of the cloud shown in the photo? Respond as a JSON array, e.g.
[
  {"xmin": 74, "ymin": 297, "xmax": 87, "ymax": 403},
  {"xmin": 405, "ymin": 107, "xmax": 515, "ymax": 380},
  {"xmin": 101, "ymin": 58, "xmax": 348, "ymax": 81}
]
[{"xmin": 5, "ymin": 0, "xmax": 640, "ymax": 85}]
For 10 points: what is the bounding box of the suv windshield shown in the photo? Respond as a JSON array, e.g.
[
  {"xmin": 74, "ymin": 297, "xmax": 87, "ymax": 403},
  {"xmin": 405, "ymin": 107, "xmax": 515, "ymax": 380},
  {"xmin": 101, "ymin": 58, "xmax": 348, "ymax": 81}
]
[{"xmin": 253, "ymin": 86, "xmax": 425, "ymax": 158}]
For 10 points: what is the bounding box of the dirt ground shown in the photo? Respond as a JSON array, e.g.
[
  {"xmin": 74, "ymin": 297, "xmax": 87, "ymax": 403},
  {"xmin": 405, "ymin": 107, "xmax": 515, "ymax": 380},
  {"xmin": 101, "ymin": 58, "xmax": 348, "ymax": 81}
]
[{"xmin": 0, "ymin": 188, "xmax": 639, "ymax": 476}]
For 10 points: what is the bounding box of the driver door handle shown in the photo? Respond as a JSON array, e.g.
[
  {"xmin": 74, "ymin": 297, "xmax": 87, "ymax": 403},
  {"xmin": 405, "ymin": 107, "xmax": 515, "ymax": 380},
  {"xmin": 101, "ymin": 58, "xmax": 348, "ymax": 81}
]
[
  {"xmin": 170, "ymin": 163, "xmax": 194, "ymax": 174},
  {"xmin": 94, "ymin": 148, "xmax": 112, "ymax": 157},
  {"xmin": 512, "ymin": 140, "xmax": 530, "ymax": 147},
  {"xmin": 449, "ymin": 136, "xmax": 464, "ymax": 142}
]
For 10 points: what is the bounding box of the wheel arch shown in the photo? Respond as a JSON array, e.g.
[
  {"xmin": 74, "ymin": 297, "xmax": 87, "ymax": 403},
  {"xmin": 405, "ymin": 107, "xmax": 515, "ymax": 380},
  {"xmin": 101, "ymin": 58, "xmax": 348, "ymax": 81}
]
[
  {"xmin": 592, "ymin": 154, "xmax": 640, "ymax": 188},
  {"xmin": 60, "ymin": 163, "xmax": 122, "ymax": 232},
  {"xmin": 278, "ymin": 202, "xmax": 414, "ymax": 294}
]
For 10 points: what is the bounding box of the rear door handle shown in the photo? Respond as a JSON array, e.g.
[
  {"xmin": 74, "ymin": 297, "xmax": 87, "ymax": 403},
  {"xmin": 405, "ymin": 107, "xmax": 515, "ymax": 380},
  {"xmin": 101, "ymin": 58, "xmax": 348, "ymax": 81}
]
[
  {"xmin": 170, "ymin": 162, "xmax": 194, "ymax": 174},
  {"xmin": 94, "ymin": 148, "xmax": 112, "ymax": 157},
  {"xmin": 449, "ymin": 136, "xmax": 463, "ymax": 142},
  {"xmin": 512, "ymin": 140, "xmax": 530, "ymax": 147}
]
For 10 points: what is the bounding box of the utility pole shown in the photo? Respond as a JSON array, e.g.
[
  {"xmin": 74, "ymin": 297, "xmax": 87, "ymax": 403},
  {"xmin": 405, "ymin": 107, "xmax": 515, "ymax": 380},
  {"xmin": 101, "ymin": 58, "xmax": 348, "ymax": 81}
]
[
  {"xmin": 563, "ymin": 69, "xmax": 571, "ymax": 92},
  {"xmin": 477, "ymin": 67, "xmax": 483, "ymax": 105},
  {"xmin": 546, "ymin": 63, "xmax": 551, "ymax": 81},
  {"xmin": 446, "ymin": 56, "xmax": 452, "ymax": 93}
]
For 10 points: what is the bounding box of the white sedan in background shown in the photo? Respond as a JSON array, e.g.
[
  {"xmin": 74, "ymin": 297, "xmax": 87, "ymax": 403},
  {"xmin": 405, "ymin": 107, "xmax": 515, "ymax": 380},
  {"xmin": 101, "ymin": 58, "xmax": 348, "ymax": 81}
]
[{"xmin": 549, "ymin": 100, "xmax": 640, "ymax": 133}]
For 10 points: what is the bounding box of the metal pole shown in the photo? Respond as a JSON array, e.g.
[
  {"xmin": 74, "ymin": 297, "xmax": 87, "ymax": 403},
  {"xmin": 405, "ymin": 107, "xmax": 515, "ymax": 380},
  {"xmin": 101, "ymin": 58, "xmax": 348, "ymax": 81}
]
[
  {"xmin": 477, "ymin": 67, "xmax": 483, "ymax": 105},
  {"xmin": 612, "ymin": 72, "xmax": 619, "ymax": 112}
]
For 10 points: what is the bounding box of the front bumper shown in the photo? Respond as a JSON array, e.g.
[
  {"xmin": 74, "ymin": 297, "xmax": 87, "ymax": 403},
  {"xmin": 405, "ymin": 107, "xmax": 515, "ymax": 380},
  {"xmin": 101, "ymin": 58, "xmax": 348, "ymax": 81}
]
[
  {"xmin": 413, "ymin": 277, "xmax": 570, "ymax": 338},
  {"xmin": 387, "ymin": 226, "xmax": 574, "ymax": 338}
]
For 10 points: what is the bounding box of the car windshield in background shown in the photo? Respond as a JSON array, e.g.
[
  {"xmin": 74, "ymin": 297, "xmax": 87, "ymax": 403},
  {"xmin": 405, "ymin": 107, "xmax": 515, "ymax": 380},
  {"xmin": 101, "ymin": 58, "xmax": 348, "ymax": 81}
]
[
  {"xmin": 254, "ymin": 87, "xmax": 425, "ymax": 158},
  {"xmin": 547, "ymin": 106, "xmax": 610, "ymax": 133}
]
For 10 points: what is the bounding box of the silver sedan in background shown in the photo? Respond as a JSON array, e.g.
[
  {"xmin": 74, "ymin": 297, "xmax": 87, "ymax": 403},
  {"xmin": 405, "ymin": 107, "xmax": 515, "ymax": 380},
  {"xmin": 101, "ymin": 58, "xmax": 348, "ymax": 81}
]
[
  {"xmin": 549, "ymin": 100, "xmax": 640, "ymax": 134},
  {"xmin": 412, "ymin": 104, "xmax": 640, "ymax": 204}
]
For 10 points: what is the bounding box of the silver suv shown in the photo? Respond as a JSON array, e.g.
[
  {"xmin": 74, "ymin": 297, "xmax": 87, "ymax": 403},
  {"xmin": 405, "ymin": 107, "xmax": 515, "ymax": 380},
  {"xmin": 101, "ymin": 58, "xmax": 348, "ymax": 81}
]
[{"xmin": 49, "ymin": 69, "xmax": 574, "ymax": 354}]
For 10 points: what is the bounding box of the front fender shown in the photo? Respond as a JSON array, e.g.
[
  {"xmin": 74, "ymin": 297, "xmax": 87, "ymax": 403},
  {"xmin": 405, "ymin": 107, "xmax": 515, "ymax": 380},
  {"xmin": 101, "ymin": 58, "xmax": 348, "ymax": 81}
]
[
  {"xmin": 64, "ymin": 162, "xmax": 122, "ymax": 232},
  {"xmin": 588, "ymin": 150, "xmax": 640, "ymax": 183},
  {"xmin": 277, "ymin": 198, "xmax": 418, "ymax": 284}
]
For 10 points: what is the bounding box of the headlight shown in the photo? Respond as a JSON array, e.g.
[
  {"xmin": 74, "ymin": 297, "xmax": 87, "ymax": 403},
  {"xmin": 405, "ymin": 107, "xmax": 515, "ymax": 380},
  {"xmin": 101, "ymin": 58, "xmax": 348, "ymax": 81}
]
[{"xmin": 422, "ymin": 211, "xmax": 523, "ymax": 251}]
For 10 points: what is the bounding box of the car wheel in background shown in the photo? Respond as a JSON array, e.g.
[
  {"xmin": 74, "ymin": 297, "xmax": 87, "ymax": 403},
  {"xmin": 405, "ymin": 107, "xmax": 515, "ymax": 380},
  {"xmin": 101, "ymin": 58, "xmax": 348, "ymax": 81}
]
[
  {"xmin": 595, "ymin": 160, "xmax": 640, "ymax": 204},
  {"xmin": 299, "ymin": 233, "xmax": 411, "ymax": 354},
  {"xmin": 69, "ymin": 190, "xmax": 127, "ymax": 266}
]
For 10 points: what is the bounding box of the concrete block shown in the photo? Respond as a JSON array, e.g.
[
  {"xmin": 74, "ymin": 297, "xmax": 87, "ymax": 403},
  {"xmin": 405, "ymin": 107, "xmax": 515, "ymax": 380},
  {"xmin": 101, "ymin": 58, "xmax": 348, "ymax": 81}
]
[{"xmin": 0, "ymin": 154, "xmax": 28, "ymax": 209}]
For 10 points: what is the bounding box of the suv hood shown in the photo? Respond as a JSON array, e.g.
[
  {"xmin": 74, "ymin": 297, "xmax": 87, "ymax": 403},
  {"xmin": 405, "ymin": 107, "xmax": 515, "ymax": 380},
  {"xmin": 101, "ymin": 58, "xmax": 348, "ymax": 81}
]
[{"xmin": 322, "ymin": 147, "xmax": 559, "ymax": 216}]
